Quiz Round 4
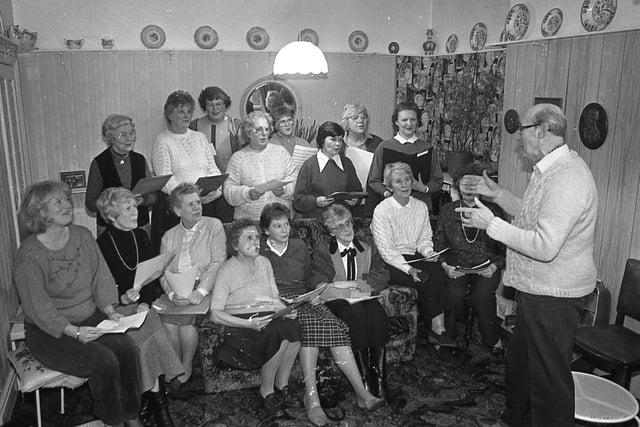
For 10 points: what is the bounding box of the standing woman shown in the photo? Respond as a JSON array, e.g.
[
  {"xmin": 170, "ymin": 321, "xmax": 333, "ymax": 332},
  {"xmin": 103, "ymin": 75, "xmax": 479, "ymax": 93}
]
[
  {"xmin": 151, "ymin": 90, "xmax": 223, "ymax": 251},
  {"xmin": 224, "ymin": 111, "xmax": 297, "ymax": 221},
  {"xmin": 366, "ymin": 101, "xmax": 443, "ymax": 215},
  {"xmin": 159, "ymin": 183, "xmax": 226, "ymax": 389},
  {"xmin": 293, "ymin": 121, "xmax": 362, "ymax": 219},
  {"xmin": 268, "ymin": 105, "xmax": 315, "ymax": 156},
  {"xmin": 86, "ymin": 114, "xmax": 155, "ymax": 237},
  {"xmin": 189, "ymin": 86, "xmax": 241, "ymax": 222},
  {"xmin": 341, "ymin": 104, "xmax": 383, "ymax": 153},
  {"xmin": 311, "ymin": 204, "xmax": 390, "ymax": 401},
  {"xmin": 96, "ymin": 187, "xmax": 185, "ymax": 427},
  {"xmin": 14, "ymin": 181, "xmax": 142, "ymax": 427}
]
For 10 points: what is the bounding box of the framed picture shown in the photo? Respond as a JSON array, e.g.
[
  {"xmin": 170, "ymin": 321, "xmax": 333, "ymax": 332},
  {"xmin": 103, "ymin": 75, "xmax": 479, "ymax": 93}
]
[
  {"xmin": 534, "ymin": 97, "xmax": 563, "ymax": 109},
  {"xmin": 60, "ymin": 170, "xmax": 86, "ymax": 192}
]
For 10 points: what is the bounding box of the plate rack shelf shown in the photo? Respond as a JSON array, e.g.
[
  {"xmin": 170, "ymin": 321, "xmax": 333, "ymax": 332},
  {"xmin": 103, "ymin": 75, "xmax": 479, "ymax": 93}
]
[{"xmin": 0, "ymin": 34, "xmax": 36, "ymax": 66}]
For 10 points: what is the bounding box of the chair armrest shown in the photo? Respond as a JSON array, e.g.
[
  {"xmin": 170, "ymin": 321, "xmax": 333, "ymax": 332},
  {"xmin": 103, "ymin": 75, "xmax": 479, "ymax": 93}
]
[{"xmin": 379, "ymin": 285, "xmax": 418, "ymax": 317}]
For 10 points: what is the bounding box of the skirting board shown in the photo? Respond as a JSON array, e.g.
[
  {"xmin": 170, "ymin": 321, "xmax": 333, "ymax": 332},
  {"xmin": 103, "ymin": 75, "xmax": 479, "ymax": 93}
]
[{"xmin": 0, "ymin": 369, "xmax": 18, "ymax": 424}]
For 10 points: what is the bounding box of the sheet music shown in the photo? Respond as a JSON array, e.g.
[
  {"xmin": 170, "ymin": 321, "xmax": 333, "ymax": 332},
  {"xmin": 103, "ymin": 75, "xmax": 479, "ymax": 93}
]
[
  {"xmin": 254, "ymin": 179, "xmax": 294, "ymax": 193},
  {"xmin": 96, "ymin": 311, "xmax": 148, "ymax": 334},
  {"xmin": 134, "ymin": 252, "xmax": 175, "ymax": 289},
  {"xmin": 164, "ymin": 265, "xmax": 198, "ymax": 298},
  {"xmin": 291, "ymin": 145, "xmax": 319, "ymax": 172}
]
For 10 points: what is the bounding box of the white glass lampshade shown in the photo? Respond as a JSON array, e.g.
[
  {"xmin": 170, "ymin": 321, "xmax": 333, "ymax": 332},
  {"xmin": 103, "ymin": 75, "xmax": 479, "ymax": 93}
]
[{"xmin": 273, "ymin": 41, "xmax": 328, "ymax": 77}]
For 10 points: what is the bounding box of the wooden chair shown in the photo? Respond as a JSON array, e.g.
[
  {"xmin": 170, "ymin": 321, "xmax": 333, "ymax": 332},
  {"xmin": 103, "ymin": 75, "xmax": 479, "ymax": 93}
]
[{"xmin": 574, "ymin": 258, "xmax": 640, "ymax": 389}]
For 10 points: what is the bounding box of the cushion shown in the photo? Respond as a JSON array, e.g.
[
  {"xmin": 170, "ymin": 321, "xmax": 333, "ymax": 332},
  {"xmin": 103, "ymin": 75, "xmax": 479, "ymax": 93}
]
[{"xmin": 8, "ymin": 346, "xmax": 87, "ymax": 393}]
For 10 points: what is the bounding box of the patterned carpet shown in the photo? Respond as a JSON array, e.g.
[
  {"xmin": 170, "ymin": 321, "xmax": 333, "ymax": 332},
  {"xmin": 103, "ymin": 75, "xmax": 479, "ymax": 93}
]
[{"xmin": 7, "ymin": 327, "xmax": 513, "ymax": 427}]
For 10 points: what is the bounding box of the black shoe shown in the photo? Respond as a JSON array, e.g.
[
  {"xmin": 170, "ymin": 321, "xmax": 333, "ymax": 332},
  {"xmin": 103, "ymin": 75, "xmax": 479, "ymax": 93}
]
[
  {"xmin": 139, "ymin": 392, "xmax": 153, "ymax": 425},
  {"xmin": 275, "ymin": 385, "xmax": 302, "ymax": 408},
  {"xmin": 428, "ymin": 330, "xmax": 458, "ymax": 348},
  {"xmin": 261, "ymin": 392, "xmax": 286, "ymax": 417},
  {"xmin": 148, "ymin": 389, "xmax": 175, "ymax": 427}
]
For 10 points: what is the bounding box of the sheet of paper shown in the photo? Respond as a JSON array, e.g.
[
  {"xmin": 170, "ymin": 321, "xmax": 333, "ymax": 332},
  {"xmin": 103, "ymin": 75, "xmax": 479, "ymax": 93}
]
[
  {"xmin": 345, "ymin": 146, "xmax": 374, "ymax": 190},
  {"xmin": 455, "ymin": 259, "xmax": 491, "ymax": 274},
  {"xmin": 134, "ymin": 252, "xmax": 176, "ymax": 290},
  {"xmin": 96, "ymin": 311, "xmax": 148, "ymax": 334},
  {"xmin": 254, "ymin": 179, "xmax": 294, "ymax": 193},
  {"xmin": 406, "ymin": 248, "xmax": 450, "ymax": 264},
  {"xmin": 164, "ymin": 265, "xmax": 198, "ymax": 298},
  {"xmin": 291, "ymin": 145, "xmax": 319, "ymax": 171},
  {"xmin": 152, "ymin": 294, "xmax": 212, "ymax": 315},
  {"xmin": 131, "ymin": 175, "xmax": 172, "ymax": 195}
]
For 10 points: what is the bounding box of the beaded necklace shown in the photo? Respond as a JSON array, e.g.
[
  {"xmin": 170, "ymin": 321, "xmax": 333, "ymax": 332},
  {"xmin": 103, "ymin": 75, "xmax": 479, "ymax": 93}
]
[
  {"xmin": 107, "ymin": 230, "xmax": 139, "ymax": 271},
  {"xmin": 459, "ymin": 201, "xmax": 480, "ymax": 244}
]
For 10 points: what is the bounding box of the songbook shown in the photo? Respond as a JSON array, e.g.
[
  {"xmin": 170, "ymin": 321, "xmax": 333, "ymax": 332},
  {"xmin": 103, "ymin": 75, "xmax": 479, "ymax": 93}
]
[
  {"xmin": 319, "ymin": 282, "xmax": 382, "ymax": 304},
  {"xmin": 291, "ymin": 145, "xmax": 319, "ymax": 171},
  {"xmin": 133, "ymin": 252, "xmax": 176, "ymax": 290},
  {"xmin": 254, "ymin": 179, "xmax": 294, "ymax": 193},
  {"xmin": 265, "ymin": 283, "xmax": 328, "ymax": 320},
  {"xmin": 344, "ymin": 146, "xmax": 374, "ymax": 190},
  {"xmin": 164, "ymin": 265, "xmax": 198, "ymax": 298},
  {"xmin": 96, "ymin": 311, "xmax": 148, "ymax": 334},
  {"xmin": 326, "ymin": 191, "xmax": 368, "ymax": 202},
  {"xmin": 196, "ymin": 174, "xmax": 229, "ymax": 196},
  {"xmin": 382, "ymin": 148, "xmax": 433, "ymax": 182},
  {"xmin": 406, "ymin": 248, "xmax": 450, "ymax": 263},
  {"xmin": 151, "ymin": 294, "xmax": 212, "ymax": 315},
  {"xmin": 131, "ymin": 175, "xmax": 172, "ymax": 195},
  {"xmin": 455, "ymin": 259, "xmax": 492, "ymax": 274}
]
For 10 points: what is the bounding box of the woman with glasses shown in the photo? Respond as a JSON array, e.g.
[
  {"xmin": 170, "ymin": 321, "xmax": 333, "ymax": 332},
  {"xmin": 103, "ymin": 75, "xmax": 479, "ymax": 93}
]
[
  {"xmin": 268, "ymin": 105, "xmax": 316, "ymax": 156},
  {"xmin": 224, "ymin": 111, "xmax": 297, "ymax": 221},
  {"xmin": 311, "ymin": 204, "xmax": 390, "ymax": 401},
  {"xmin": 341, "ymin": 104, "xmax": 383, "ymax": 153},
  {"xmin": 293, "ymin": 121, "xmax": 362, "ymax": 219},
  {"xmin": 259, "ymin": 203, "xmax": 384, "ymax": 426},
  {"xmin": 86, "ymin": 114, "xmax": 156, "ymax": 237},
  {"xmin": 151, "ymin": 90, "xmax": 223, "ymax": 251}
]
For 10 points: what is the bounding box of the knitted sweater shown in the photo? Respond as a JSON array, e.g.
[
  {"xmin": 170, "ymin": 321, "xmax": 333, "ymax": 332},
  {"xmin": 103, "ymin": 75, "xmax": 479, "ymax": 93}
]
[
  {"xmin": 223, "ymin": 143, "xmax": 297, "ymax": 220},
  {"xmin": 14, "ymin": 225, "xmax": 118, "ymax": 338},
  {"xmin": 151, "ymin": 129, "xmax": 221, "ymax": 194},
  {"xmin": 211, "ymin": 256, "xmax": 283, "ymax": 315},
  {"xmin": 371, "ymin": 196, "xmax": 434, "ymax": 274},
  {"xmin": 160, "ymin": 217, "xmax": 227, "ymax": 295},
  {"xmin": 487, "ymin": 149, "xmax": 597, "ymax": 298},
  {"xmin": 260, "ymin": 238, "xmax": 312, "ymax": 296}
]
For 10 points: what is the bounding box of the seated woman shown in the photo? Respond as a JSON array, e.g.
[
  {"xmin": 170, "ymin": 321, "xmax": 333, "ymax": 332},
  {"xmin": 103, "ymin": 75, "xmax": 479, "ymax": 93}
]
[
  {"xmin": 268, "ymin": 105, "xmax": 315, "ymax": 156},
  {"xmin": 224, "ymin": 111, "xmax": 297, "ymax": 221},
  {"xmin": 211, "ymin": 219, "xmax": 301, "ymax": 418},
  {"xmin": 96, "ymin": 187, "xmax": 185, "ymax": 426},
  {"xmin": 259, "ymin": 203, "xmax": 384, "ymax": 426},
  {"xmin": 14, "ymin": 181, "xmax": 142, "ymax": 427},
  {"xmin": 159, "ymin": 183, "xmax": 226, "ymax": 389},
  {"xmin": 311, "ymin": 204, "xmax": 390, "ymax": 401},
  {"xmin": 86, "ymin": 114, "xmax": 156, "ymax": 237},
  {"xmin": 371, "ymin": 162, "xmax": 455, "ymax": 348},
  {"xmin": 293, "ymin": 121, "xmax": 362, "ymax": 219},
  {"xmin": 433, "ymin": 162, "xmax": 505, "ymax": 355}
]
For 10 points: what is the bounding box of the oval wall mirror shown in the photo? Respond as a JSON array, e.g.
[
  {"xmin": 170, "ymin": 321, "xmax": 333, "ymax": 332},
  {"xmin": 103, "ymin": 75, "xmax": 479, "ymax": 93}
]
[{"xmin": 240, "ymin": 77, "xmax": 300, "ymax": 119}]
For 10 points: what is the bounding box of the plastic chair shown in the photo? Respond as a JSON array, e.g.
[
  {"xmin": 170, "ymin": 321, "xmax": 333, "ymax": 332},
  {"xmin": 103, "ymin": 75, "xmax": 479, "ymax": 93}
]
[
  {"xmin": 574, "ymin": 259, "xmax": 640, "ymax": 389},
  {"xmin": 573, "ymin": 371, "xmax": 639, "ymax": 424}
]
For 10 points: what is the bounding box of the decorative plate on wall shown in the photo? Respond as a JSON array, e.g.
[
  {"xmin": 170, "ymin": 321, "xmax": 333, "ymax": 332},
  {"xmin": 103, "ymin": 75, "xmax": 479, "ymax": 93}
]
[
  {"xmin": 579, "ymin": 103, "xmax": 608, "ymax": 149},
  {"xmin": 348, "ymin": 30, "xmax": 369, "ymax": 53},
  {"xmin": 504, "ymin": 3, "xmax": 530, "ymax": 41},
  {"xmin": 194, "ymin": 26, "xmax": 218, "ymax": 49},
  {"xmin": 445, "ymin": 34, "xmax": 458, "ymax": 53},
  {"xmin": 581, "ymin": 0, "xmax": 617, "ymax": 32},
  {"xmin": 388, "ymin": 41, "xmax": 399, "ymax": 54},
  {"xmin": 141, "ymin": 24, "xmax": 166, "ymax": 49},
  {"xmin": 541, "ymin": 8, "xmax": 563, "ymax": 37},
  {"xmin": 299, "ymin": 28, "xmax": 319, "ymax": 46},
  {"xmin": 469, "ymin": 23, "xmax": 487, "ymax": 51},
  {"xmin": 246, "ymin": 26, "xmax": 269, "ymax": 50},
  {"xmin": 504, "ymin": 109, "xmax": 520, "ymax": 134}
]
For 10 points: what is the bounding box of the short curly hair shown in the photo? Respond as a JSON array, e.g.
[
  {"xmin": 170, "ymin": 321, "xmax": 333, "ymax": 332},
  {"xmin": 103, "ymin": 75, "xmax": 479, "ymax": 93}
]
[
  {"xmin": 168, "ymin": 183, "xmax": 201, "ymax": 213},
  {"xmin": 341, "ymin": 104, "xmax": 368, "ymax": 131},
  {"xmin": 198, "ymin": 86, "xmax": 231, "ymax": 111},
  {"xmin": 163, "ymin": 90, "xmax": 195, "ymax": 124},
  {"xmin": 259, "ymin": 202, "xmax": 291, "ymax": 231},
  {"xmin": 319, "ymin": 204, "xmax": 352, "ymax": 230},
  {"xmin": 383, "ymin": 162, "xmax": 413, "ymax": 190},
  {"xmin": 96, "ymin": 187, "xmax": 137, "ymax": 224},
  {"xmin": 101, "ymin": 114, "xmax": 134, "ymax": 144},
  {"xmin": 18, "ymin": 180, "xmax": 72, "ymax": 236},
  {"xmin": 238, "ymin": 111, "xmax": 273, "ymax": 146},
  {"xmin": 228, "ymin": 219, "xmax": 260, "ymax": 255}
]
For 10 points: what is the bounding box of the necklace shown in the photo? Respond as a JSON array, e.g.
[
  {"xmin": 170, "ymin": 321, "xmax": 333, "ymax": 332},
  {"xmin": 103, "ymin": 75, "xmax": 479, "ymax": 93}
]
[
  {"xmin": 459, "ymin": 202, "xmax": 480, "ymax": 244},
  {"xmin": 107, "ymin": 230, "xmax": 139, "ymax": 271},
  {"xmin": 111, "ymin": 150, "xmax": 130, "ymax": 165}
]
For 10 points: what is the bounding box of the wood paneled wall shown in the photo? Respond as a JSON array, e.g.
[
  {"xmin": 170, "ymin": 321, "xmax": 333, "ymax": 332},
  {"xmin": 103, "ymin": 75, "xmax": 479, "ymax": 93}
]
[
  {"xmin": 499, "ymin": 30, "xmax": 640, "ymax": 319},
  {"xmin": 17, "ymin": 51, "xmax": 396, "ymax": 184}
]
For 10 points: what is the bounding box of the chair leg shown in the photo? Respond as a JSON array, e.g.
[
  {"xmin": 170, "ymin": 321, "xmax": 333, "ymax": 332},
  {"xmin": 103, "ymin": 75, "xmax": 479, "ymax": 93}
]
[
  {"xmin": 36, "ymin": 389, "xmax": 42, "ymax": 427},
  {"xmin": 60, "ymin": 387, "xmax": 65, "ymax": 414}
]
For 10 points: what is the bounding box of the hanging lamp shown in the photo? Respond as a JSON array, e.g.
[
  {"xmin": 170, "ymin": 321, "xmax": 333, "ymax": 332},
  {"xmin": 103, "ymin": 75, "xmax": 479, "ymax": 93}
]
[{"xmin": 273, "ymin": 41, "xmax": 328, "ymax": 78}]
